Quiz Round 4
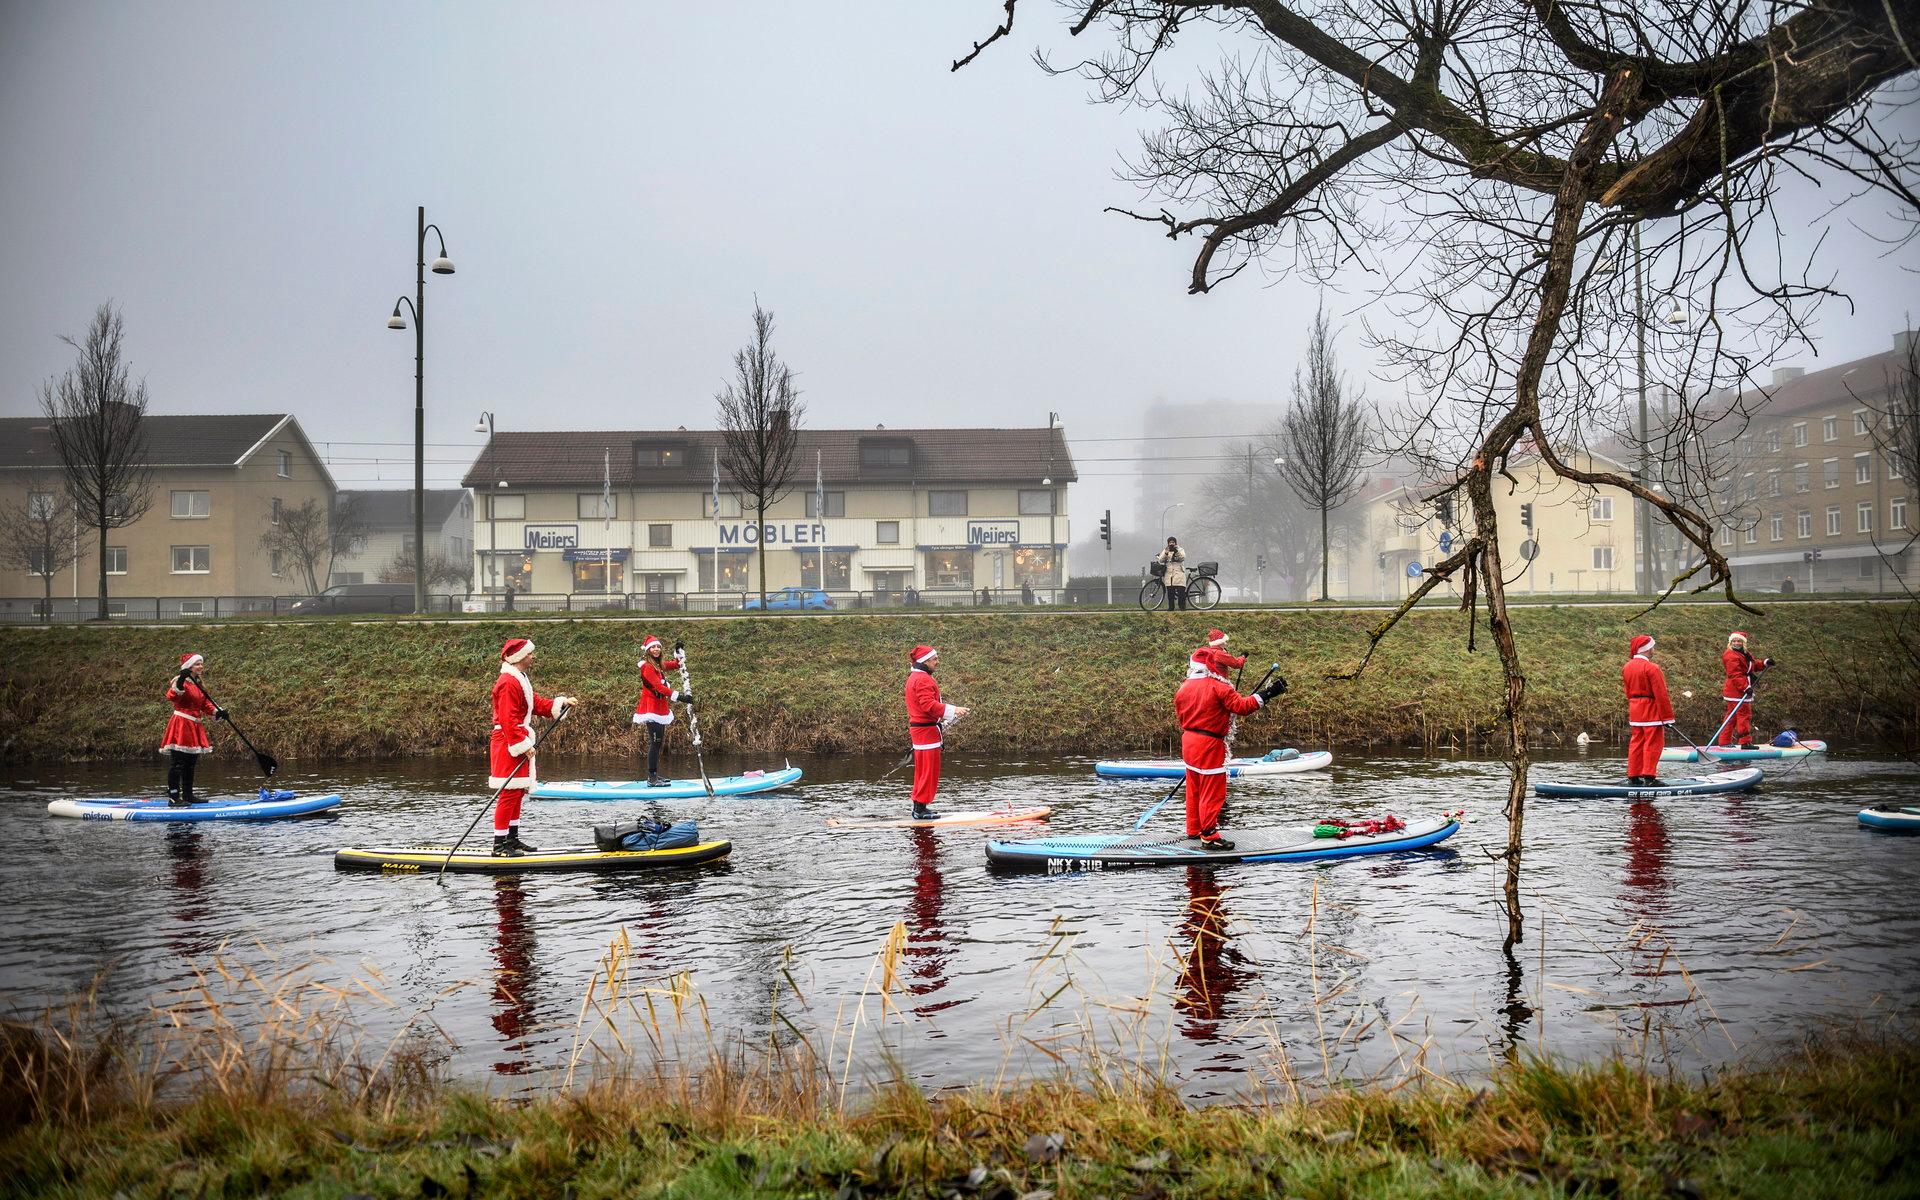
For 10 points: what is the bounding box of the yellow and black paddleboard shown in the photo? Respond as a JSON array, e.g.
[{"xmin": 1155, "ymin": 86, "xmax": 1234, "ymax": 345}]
[{"xmin": 333, "ymin": 839, "xmax": 731, "ymax": 874}]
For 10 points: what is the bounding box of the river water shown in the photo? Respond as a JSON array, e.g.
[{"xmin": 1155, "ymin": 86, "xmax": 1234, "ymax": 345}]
[{"xmin": 2, "ymin": 747, "xmax": 1915, "ymax": 1098}]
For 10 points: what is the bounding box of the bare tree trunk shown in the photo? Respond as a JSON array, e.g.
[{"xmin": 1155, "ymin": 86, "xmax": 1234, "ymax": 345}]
[
  {"xmin": 96, "ymin": 523, "xmax": 108, "ymax": 620},
  {"xmin": 1319, "ymin": 503, "xmax": 1330, "ymax": 601},
  {"xmin": 756, "ymin": 499, "xmax": 769, "ymax": 609}
]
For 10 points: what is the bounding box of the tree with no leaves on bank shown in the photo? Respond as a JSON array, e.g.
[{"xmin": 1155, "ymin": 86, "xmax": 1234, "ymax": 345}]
[
  {"xmin": 1275, "ymin": 305, "xmax": 1370, "ymax": 602},
  {"xmin": 0, "ymin": 489, "xmax": 83, "ymax": 621},
  {"xmin": 260, "ymin": 495, "xmax": 370, "ymax": 596},
  {"xmin": 39, "ymin": 303, "xmax": 154, "ymax": 621},
  {"xmin": 715, "ymin": 302, "xmax": 805, "ymax": 610}
]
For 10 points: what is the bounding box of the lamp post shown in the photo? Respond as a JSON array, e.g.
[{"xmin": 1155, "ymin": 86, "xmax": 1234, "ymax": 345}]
[
  {"xmin": 1044, "ymin": 412, "xmax": 1061, "ymax": 600},
  {"xmin": 1626, "ymin": 228, "xmax": 1688, "ymax": 595},
  {"xmin": 1160, "ymin": 501, "xmax": 1184, "ymax": 543},
  {"xmin": 474, "ymin": 411, "xmax": 499, "ymax": 595},
  {"xmin": 387, "ymin": 205, "xmax": 455, "ymax": 615}
]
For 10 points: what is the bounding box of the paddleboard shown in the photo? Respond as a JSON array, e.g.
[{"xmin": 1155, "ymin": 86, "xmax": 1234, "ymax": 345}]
[
  {"xmin": 1858, "ymin": 805, "xmax": 1920, "ymax": 832},
  {"xmin": 47, "ymin": 792, "xmax": 343, "ymax": 822},
  {"xmin": 532, "ymin": 765, "xmax": 802, "ymax": 801},
  {"xmin": 1093, "ymin": 749, "xmax": 1333, "ymax": 779},
  {"xmin": 826, "ymin": 804, "xmax": 1052, "ymax": 830},
  {"xmin": 1660, "ymin": 740, "xmax": 1827, "ymax": 763},
  {"xmin": 986, "ymin": 815, "xmax": 1458, "ymax": 870},
  {"xmin": 1533, "ymin": 767, "xmax": 1763, "ymax": 799},
  {"xmin": 333, "ymin": 839, "xmax": 732, "ymax": 874}
]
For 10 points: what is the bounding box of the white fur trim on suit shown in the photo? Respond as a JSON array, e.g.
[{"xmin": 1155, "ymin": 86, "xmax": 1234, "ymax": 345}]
[
  {"xmin": 1182, "ymin": 762, "xmax": 1233, "ymax": 775},
  {"xmin": 940, "ymin": 703, "xmax": 958, "ymax": 726},
  {"xmin": 487, "ymin": 773, "xmax": 536, "ymax": 788},
  {"xmin": 913, "ymin": 740, "xmax": 942, "ymax": 750},
  {"xmin": 632, "ymin": 712, "xmax": 675, "ymax": 726},
  {"xmin": 1627, "ymin": 719, "xmax": 1672, "ymax": 727},
  {"xmin": 158, "ymin": 743, "xmax": 213, "ymax": 754}
]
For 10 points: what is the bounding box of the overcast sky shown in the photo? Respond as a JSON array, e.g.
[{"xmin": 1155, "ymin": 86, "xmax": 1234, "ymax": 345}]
[{"xmin": 4, "ymin": 3, "xmax": 1916, "ymax": 532}]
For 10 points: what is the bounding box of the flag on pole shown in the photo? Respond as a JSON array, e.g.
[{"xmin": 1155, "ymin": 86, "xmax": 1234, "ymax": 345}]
[
  {"xmin": 711, "ymin": 448, "xmax": 722, "ymax": 516},
  {"xmin": 602, "ymin": 448, "xmax": 613, "ymax": 529},
  {"xmin": 815, "ymin": 450, "xmax": 824, "ymax": 519}
]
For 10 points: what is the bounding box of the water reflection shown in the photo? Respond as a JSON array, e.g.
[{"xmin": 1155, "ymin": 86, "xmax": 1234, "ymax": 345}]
[
  {"xmin": 1621, "ymin": 801, "xmax": 1671, "ymax": 922},
  {"xmin": 489, "ymin": 877, "xmax": 539, "ymax": 1076},
  {"xmin": 903, "ymin": 828, "xmax": 957, "ymax": 1015},
  {"xmin": 1173, "ymin": 867, "xmax": 1249, "ymax": 1043},
  {"xmin": 163, "ymin": 826, "xmax": 216, "ymax": 959}
]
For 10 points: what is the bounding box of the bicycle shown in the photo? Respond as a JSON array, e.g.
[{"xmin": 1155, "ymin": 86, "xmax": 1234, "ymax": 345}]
[{"xmin": 1138, "ymin": 561, "xmax": 1220, "ymax": 611}]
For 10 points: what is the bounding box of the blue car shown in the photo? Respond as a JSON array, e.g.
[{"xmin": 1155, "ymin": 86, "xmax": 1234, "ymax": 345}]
[{"xmin": 742, "ymin": 587, "xmax": 835, "ymax": 611}]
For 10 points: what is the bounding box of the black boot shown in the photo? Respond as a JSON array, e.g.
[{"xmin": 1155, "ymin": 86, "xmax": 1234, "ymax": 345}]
[
  {"xmin": 912, "ymin": 803, "xmax": 939, "ymax": 821},
  {"xmin": 505, "ymin": 830, "xmax": 538, "ymax": 853},
  {"xmin": 647, "ymin": 774, "xmax": 669, "ymax": 788},
  {"xmin": 1200, "ymin": 832, "xmax": 1236, "ymax": 852},
  {"xmin": 492, "ymin": 835, "xmax": 522, "ymax": 858}
]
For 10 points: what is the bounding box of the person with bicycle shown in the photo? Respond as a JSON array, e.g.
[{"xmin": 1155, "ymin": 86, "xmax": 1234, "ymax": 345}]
[{"xmin": 1158, "ymin": 536, "xmax": 1190, "ymax": 610}]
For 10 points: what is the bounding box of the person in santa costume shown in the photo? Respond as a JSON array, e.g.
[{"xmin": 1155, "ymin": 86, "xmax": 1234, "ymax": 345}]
[
  {"xmin": 1621, "ymin": 633, "xmax": 1674, "ymax": 785},
  {"xmin": 489, "ymin": 638, "xmax": 576, "ymax": 856},
  {"xmin": 1175, "ymin": 655, "xmax": 1287, "ymax": 850},
  {"xmin": 904, "ymin": 645, "xmax": 969, "ymax": 820},
  {"xmin": 1719, "ymin": 631, "xmax": 1774, "ymax": 748},
  {"xmin": 633, "ymin": 634, "xmax": 691, "ymax": 786},
  {"xmin": 160, "ymin": 652, "xmax": 224, "ymax": 807},
  {"xmin": 1188, "ymin": 628, "xmax": 1247, "ymax": 680}
]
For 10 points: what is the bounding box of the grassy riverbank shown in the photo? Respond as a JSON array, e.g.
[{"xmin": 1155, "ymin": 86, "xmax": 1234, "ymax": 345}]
[
  {"xmin": 6, "ymin": 1029, "xmax": 1914, "ymax": 1198},
  {"xmin": 1, "ymin": 602, "xmax": 1913, "ymax": 761}
]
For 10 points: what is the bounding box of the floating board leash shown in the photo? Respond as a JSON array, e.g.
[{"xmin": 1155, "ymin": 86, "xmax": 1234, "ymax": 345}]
[
  {"xmin": 439, "ymin": 707, "xmax": 569, "ymax": 882},
  {"xmin": 673, "ymin": 642, "xmax": 716, "ymax": 799}
]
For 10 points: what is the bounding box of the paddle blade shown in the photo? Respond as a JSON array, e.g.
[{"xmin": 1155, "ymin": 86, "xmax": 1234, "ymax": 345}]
[{"xmin": 257, "ymin": 751, "xmax": 278, "ymax": 778}]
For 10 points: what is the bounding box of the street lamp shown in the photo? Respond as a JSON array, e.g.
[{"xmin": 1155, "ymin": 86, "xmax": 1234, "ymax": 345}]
[
  {"xmin": 1160, "ymin": 501, "xmax": 1184, "ymax": 542},
  {"xmin": 1044, "ymin": 412, "xmax": 1062, "ymax": 598},
  {"xmin": 387, "ymin": 205, "xmax": 456, "ymax": 616},
  {"xmin": 475, "ymin": 411, "xmax": 498, "ymax": 595}
]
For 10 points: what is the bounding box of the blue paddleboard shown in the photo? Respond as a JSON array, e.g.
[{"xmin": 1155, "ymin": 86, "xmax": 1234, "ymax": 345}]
[
  {"xmin": 47, "ymin": 791, "xmax": 343, "ymax": 821},
  {"xmin": 532, "ymin": 765, "xmax": 802, "ymax": 801}
]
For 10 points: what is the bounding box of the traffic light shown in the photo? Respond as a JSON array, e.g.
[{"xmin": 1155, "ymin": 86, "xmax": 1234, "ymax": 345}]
[
  {"xmin": 1256, "ymin": 553, "xmax": 1268, "ymax": 572},
  {"xmin": 1802, "ymin": 548, "xmax": 1822, "ymax": 564},
  {"xmin": 1099, "ymin": 510, "xmax": 1112, "ymax": 546},
  {"xmin": 1438, "ymin": 496, "xmax": 1454, "ymax": 527},
  {"xmin": 1520, "ymin": 502, "xmax": 1534, "ymax": 531}
]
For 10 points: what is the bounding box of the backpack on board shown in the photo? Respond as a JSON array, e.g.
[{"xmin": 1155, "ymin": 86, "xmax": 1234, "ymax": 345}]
[{"xmin": 594, "ymin": 817, "xmax": 700, "ymax": 852}]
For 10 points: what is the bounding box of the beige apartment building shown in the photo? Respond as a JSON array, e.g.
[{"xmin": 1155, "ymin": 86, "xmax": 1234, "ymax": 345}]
[
  {"xmin": 0, "ymin": 413, "xmax": 334, "ymax": 617},
  {"xmin": 463, "ymin": 426, "xmax": 1073, "ymax": 605},
  {"xmin": 1334, "ymin": 449, "xmax": 1641, "ymax": 600}
]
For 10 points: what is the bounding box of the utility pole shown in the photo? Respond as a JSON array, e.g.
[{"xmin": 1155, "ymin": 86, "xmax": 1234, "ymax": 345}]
[{"xmin": 1633, "ymin": 227, "xmax": 1657, "ymax": 596}]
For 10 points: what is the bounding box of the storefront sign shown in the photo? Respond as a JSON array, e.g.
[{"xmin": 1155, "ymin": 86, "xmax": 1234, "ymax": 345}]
[
  {"xmin": 562, "ymin": 547, "xmax": 629, "ymax": 562},
  {"xmin": 524, "ymin": 524, "xmax": 579, "ymax": 551},
  {"xmin": 716, "ymin": 521, "xmax": 828, "ymax": 546},
  {"xmin": 967, "ymin": 520, "xmax": 1020, "ymax": 546}
]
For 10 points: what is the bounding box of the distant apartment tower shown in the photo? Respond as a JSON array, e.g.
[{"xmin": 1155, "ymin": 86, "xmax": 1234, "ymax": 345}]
[{"xmin": 1132, "ymin": 398, "xmax": 1283, "ymax": 542}]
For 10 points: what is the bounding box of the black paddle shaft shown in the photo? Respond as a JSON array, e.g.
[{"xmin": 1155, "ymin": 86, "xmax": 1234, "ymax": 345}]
[
  {"xmin": 439, "ymin": 708, "xmax": 570, "ymax": 882},
  {"xmin": 190, "ymin": 680, "xmax": 277, "ymax": 778}
]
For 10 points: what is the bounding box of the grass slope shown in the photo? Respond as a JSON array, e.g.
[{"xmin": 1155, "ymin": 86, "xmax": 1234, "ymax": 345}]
[{"xmin": 1, "ymin": 603, "xmax": 1912, "ymax": 761}]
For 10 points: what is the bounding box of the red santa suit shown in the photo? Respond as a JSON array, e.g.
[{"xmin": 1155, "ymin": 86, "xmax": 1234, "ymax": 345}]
[
  {"xmin": 905, "ymin": 646, "xmax": 957, "ymax": 809},
  {"xmin": 1174, "ymin": 665, "xmax": 1266, "ymax": 838},
  {"xmin": 490, "ymin": 639, "xmax": 558, "ymax": 838},
  {"xmin": 1622, "ymin": 634, "xmax": 1674, "ymax": 778},
  {"xmin": 160, "ymin": 658, "xmax": 217, "ymax": 754},
  {"xmin": 1719, "ymin": 634, "xmax": 1769, "ymax": 746},
  {"xmin": 632, "ymin": 643, "xmax": 685, "ymax": 726},
  {"xmin": 1188, "ymin": 628, "xmax": 1247, "ymax": 680}
]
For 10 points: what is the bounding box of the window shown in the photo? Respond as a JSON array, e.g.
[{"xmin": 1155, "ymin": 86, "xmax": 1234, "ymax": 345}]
[
  {"xmin": 178, "ymin": 600, "xmax": 205, "ymax": 616},
  {"xmin": 270, "ymin": 550, "xmax": 284, "ymax": 577},
  {"xmin": 490, "ymin": 494, "xmax": 524, "ymax": 520},
  {"xmin": 1019, "ymin": 489, "xmax": 1057, "ymax": 516},
  {"xmin": 1823, "ymin": 458, "xmax": 1840, "ymax": 488},
  {"xmin": 1592, "ymin": 545, "xmax": 1615, "ymax": 571},
  {"xmin": 1766, "ymin": 471, "xmax": 1781, "ymax": 498},
  {"xmin": 571, "ymin": 558, "xmax": 625, "ymax": 593},
  {"xmin": 1860, "ymin": 557, "xmax": 1877, "ymax": 580},
  {"xmin": 796, "ymin": 549, "xmax": 853, "ymax": 590},
  {"xmin": 697, "ymin": 554, "xmax": 751, "ymax": 592},
  {"xmin": 1719, "ymin": 524, "xmax": 1734, "ymax": 547},
  {"xmin": 1740, "ymin": 473, "xmax": 1756, "ymax": 501},
  {"xmin": 876, "ymin": 520, "xmax": 900, "ymax": 544},
  {"xmin": 26, "ymin": 491, "xmax": 55, "ymax": 520},
  {"xmin": 704, "ymin": 492, "xmax": 743, "ymax": 518},
  {"xmin": 1764, "ymin": 429, "xmax": 1781, "ymax": 454},
  {"xmin": 1893, "ymin": 454, "xmax": 1905, "ymax": 480},
  {"xmin": 647, "ymin": 523, "xmax": 672, "ymax": 548},
  {"xmin": 1855, "ymin": 454, "xmax": 1873, "ymax": 485},
  {"xmin": 105, "ymin": 546, "xmax": 127, "ymax": 574},
  {"xmin": 632, "ymin": 445, "xmax": 685, "ymax": 468},
  {"xmin": 1744, "ymin": 524, "xmax": 1758, "ymax": 545},
  {"xmin": 1738, "ymin": 435, "xmax": 1753, "ymax": 457},
  {"xmin": 929, "ymin": 490, "xmax": 968, "ymax": 516},
  {"xmin": 1769, "ymin": 515, "xmax": 1783, "ymax": 542},
  {"xmin": 1823, "ymin": 415, "xmax": 1838, "ymax": 442},
  {"xmin": 1012, "ymin": 546, "xmax": 1057, "ymax": 587},
  {"xmin": 170, "ymin": 546, "xmax": 211, "ymax": 574},
  {"xmin": 1797, "ymin": 510, "xmax": 1812, "ymax": 538},
  {"xmin": 1792, "ymin": 422, "xmax": 1808, "ymax": 447},
  {"xmin": 1826, "ymin": 505, "xmax": 1842, "ymax": 536},
  {"xmin": 923, "ymin": 548, "xmax": 973, "ymax": 587},
  {"xmin": 26, "ymin": 548, "xmax": 52, "ymax": 576},
  {"xmin": 1590, "ymin": 495, "xmax": 1614, "ymax": 521},
  {"xmin": 1794, "ymin": 462, "xmax": 1810, "ymax": 493},
  {"xmin": 860, "ymin": 440, "xmax": 912, "ymax": 469},
  {"xmin": 270, "ymin": 497, "xmax": 282, "ymax": 525},
  {"xmin": 1854, "ymin": 411, "xmax": 1870, "ymax": 437},
  {"xmin": 276, "ymin": 450, "xmax": 291, "ymax": 478},
  {"xmin": 500, "ymin": 553, "xmax": 533, "ymax": 594},
  {"xmin": 1858, "ymin": 501, "xmax": 1874, "ymax": 533},
  {"xmin": 1893, "ymin": 497, "xmax": 1909, "ymax": 530},
  {"xmin": 170, "ymin": 490, "xmax": 210, "ymax": 519},
  {"xmin": 806, "ymin": 491, "xmax": 846, "ymax": 518},
  {"xmin": 578, "ymin": 493, "xmax": 615, "ymax": 520}
]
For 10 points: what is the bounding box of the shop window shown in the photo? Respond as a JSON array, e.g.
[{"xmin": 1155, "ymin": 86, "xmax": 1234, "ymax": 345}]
[
  {"xmin": 1012, "ymin": 546, "xmax": 1057, "ymax": 586},
  {"xmin": 641, "ymin": 573, "xmax": 676, "ymax": 596},
  {"xmin": 648, "ymin": 523, "xmax": 673, "ymax": 548},
  {"xmin": 572, "ymin": 559, "xmax": 625, "ymax": 593},
  {"xmin": 171, "ymin": 490, "xmax": 210, "ymax": 519},
  {"xmin": 876, "ymin": 520, "xmax": 900, "ymax": 544},
  {"xmin": 923, "ymin": 548, "xmax": 973, "ymax": 588},
  {"xmin": 806, "ymin": 491, "xmax": 846, "ymax": 518},
  {"xmin": 1019, "ymin": 489, "xmax": 1057, "ymax": 516},
  {"xmin": 491, "ymin": 494, "xmax": 524, "ymax": 520},
  {"xmin": 501, "ymin": 554, "xmax": 533, "ymax": 594},
  {"xmin": 929, "ymin": 490, "xmax": 968, "ymax": 516},
  {"xmin": 699, "ymin": 555, "xmax": 752, "ymax": 592},
  {"xmin": 797, "ymin": 550, "xmax": 852, "ymax": 589}
]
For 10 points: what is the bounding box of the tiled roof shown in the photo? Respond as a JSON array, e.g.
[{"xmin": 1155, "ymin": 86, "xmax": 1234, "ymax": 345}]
[
  {"xmin": 1724, "ymin": 339, "xmax": 1910, "ymax": 421},
  {"xmin": 0, "ymin": 413, "xmax": 292, "ymax": 470},
  {"xmin": 463, "ymin": 426, "xmax": 1077, "ymax": 489},
  {"xmin": 339, "ymin": 488, "xmax": 469, "ymax": 530}
]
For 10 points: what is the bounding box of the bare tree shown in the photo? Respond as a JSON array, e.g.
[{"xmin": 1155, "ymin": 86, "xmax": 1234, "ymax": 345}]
[
  {"xmin": 1195, "ymin": 438, "xmax": 1322, "ymax": 598},
  {"xmin": 1275, "ymin": 305, "xmax": 1370, "ymax": 601},
  {"xmin": 715, "ymin": 301, "xmax": 805, "ymax": 609},
  {"xmin": 40, "ymin": 304, "xmax": 153, "ymax": 619},
  {"xmin": 959, "ymin": 1, "xmax": 1920, "ymax": 949},
  {"xmin": 0, "ymin": 487, "xmax": 83, "ymax": 621},
  {"xmin": 378, "ymin": 544, "xmax": 470, "ymax": 591},
  {"xmin": 262, "ymin": 495, "xmax": 370, "ymax": 594}
]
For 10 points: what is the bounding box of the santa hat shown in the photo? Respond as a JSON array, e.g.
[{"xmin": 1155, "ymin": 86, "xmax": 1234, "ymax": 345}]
[
  {"xmin": 642, "ymin": 634, "xmax": 663, "ymax": 653},
  {"xmin": 1728, "ymin": 631, "xmax": 1749, "ymax": 645},
  {"xmin": 910, "ymin": 644, "xmax": 938, "ymax": 665},
  {"xmin": 1205, "ymin": 629, "xmax": 1229, "ymax": 647},
  {"xmin": 178, "ymin": 652, "xmax": 204, "ymax": 671},
  {"xmin": 501, "ymin": 637, "xmax": 534, "ymax": 664},
  {"xmin": 1629, "ymin": 634, "xmax": 1655, "ymax": 657}
]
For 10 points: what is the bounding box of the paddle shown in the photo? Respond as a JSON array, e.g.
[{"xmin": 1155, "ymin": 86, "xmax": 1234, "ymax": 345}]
[
  {"xmin": 1665, "ymin": 720, "xmax": 1724, "ymax": 767},
  {"xmin": 1702, "ymin": 687, "xmax": 1754, "ymax": 750},
  {"xmin": 438, "ymin": 707, "xmax": 570, "ymax": 882},
  {"xmin": 673, "ymin": 641, "xmax": 715, "ymax": 799},
  {"xmin": 880, "ymin": 708, "xmax": 968, "ymax": 782},
  {"xmin": 1133, "ymin": 662, "xmax": 1282, "ymax": 832},
  {"xmin": 189, "ymin": 679, "xmax": 277, "ymax": 779}
]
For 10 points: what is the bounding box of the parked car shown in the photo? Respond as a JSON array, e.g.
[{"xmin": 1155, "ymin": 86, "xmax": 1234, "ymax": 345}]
[
  {"xmin": 741, "ymin": 587, "xmax": 835, "ymax": 612},
  {"xmin": 288, "ymin": 583, "xmax": 419, "ymax": 616}
]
